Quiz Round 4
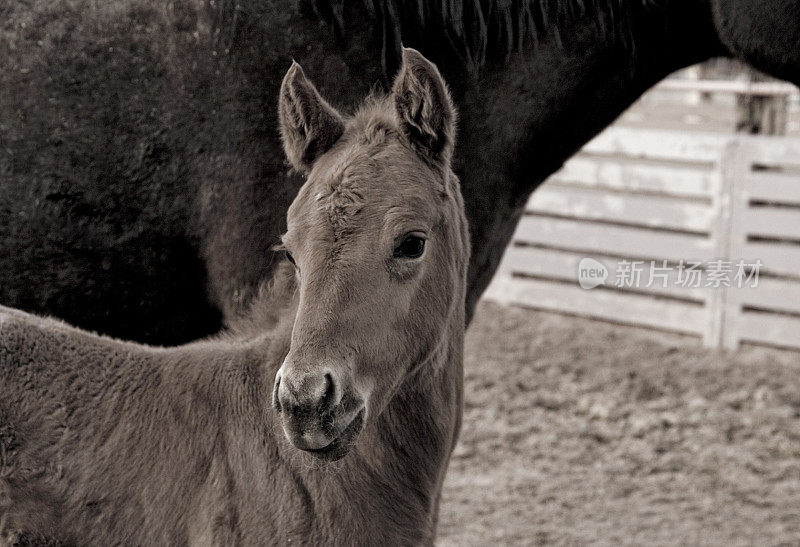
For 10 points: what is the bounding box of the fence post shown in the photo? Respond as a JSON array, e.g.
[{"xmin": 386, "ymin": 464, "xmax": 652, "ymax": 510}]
[
  {"xmin": 720, "ymin": 139, "xmax": 752, "ymax": 350},
  {"xmin": 705, "ymin": 139, "xmax": 737, "ymax": 347}
]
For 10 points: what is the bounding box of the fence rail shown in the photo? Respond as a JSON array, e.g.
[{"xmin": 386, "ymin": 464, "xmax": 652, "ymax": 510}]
[
  {"xmin": 484, "ymin": 128, "xmax": 800, "ymax": 351},
  {"xmin": 657, "ymin": 79, "xmax": 799, "ymax": 97}
]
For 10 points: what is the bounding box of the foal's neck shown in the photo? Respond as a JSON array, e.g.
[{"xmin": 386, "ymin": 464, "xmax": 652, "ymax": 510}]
[{"xmin": 352, "ymin": 309, "xmax": 465, "ymax": 541}]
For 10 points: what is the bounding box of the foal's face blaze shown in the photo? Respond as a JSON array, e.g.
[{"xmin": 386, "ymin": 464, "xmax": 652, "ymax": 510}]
[{"xmin": 273, "ymin": 49, "xmax": 462, "ymax": 460}]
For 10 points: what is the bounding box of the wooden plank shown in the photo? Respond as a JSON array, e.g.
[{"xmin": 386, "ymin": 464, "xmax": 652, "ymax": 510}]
[
  {"xmin": 737, "ymin": 311, "xmax": 800, "ymax": 350},
  {"xmin": 582, "ymin": 128, "xmax": 729, "ymax": 164},
  {"xmin": 486, "ymin": 276, "xmax": 706, "ymax": 336},
  {"xmin": 710, "ymin": 141, "xmax": 741, "ymax": 349},
  {"xmin": 721, "ymin": 140, "xmax": 754, "ymax": 350},
  {"xmin": 498, "ymin": 246, "xmax": 709, "ymax": 301},
  {"xmin": 741, "ymin": 242, "xmax": 800, "ymax": 278},
  {"xmin": 657, "ymin": 79, "xmax": 799, "ymax": 97},
  {"xmin": 740, "ymin": 136, "xmax": 800, "ymax": 169},
  {"xmin": 737, "ymin": 277, "xmax": 800, "ymax": 315},
  {"xmin": 743, "ymin": 207, "xmax": 800, "ymax": 240},
  {"xmin": 513, "ymin": 215, "xmax": 717, "ymax": 262},
  {"xmin": 528, "ymin": 185, "xmax": 715, "ymax": 233},
  {"xmin": 742, "ymin": 172, "xmax": 800, "ymax": 204},
  {"xmin": 551, "ymin": 155, "xmax": 721, "ymax": 198}
]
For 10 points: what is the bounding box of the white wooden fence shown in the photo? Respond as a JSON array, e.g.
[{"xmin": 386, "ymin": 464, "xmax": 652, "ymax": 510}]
[
  {"xmin": 484, "ymin": 128, "xmax": 800, "ymax": 350},
  {"xmin": 657, "ymin": 79, "xmax": 799, "ymax": 98}
]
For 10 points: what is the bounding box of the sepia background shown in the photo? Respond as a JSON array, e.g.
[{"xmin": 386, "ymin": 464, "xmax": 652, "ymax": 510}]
[{"xmin": 441, "ymin": 61, "xmax": 800, "ymax": 544}]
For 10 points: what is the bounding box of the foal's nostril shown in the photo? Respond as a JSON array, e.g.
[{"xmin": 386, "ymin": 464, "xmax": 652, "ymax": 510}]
[
  {"xmin": 273, "ymin": 374, "xmax": 282, "ymax": 412},
  {"xmin": 319, "ymin": 372, "xmax": 336, "ymax": 411}
]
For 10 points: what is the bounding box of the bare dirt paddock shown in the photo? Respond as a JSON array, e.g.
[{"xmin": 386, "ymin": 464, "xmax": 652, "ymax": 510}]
[{"xmin": 438, "ymin": 302, "xmax": 800, "ymax": 546}]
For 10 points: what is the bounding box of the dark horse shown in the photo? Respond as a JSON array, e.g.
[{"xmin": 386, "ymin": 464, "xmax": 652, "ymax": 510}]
[{"xmin": 1, "ymin": 0, "xmax": 798, "ymax": 345}]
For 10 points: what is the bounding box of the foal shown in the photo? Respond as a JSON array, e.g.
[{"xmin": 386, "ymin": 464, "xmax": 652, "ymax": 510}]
[{"xmin": 0, "ymin": 48, "xmax": 469, "ymax": 545}]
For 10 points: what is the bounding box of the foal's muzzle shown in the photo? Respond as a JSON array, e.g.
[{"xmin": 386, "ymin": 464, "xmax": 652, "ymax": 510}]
[{"xmin": 273, "ymin": 366, "xmax": 365, "ymax": 461}]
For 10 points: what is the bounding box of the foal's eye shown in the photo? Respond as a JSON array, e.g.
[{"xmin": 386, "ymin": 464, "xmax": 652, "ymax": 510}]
[
  {"xmin": 393, "ymin": 235, "xmax": 426, "ymax": 259},
  {"xmin": 285, "ymin": 251, "xmax": 296, "ymax": 267}
]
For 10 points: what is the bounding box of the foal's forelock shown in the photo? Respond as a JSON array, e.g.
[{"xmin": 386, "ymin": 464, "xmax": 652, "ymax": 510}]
[{"xmin": 299, "ymin": 114, "xmax": 445, "ymax": 239}]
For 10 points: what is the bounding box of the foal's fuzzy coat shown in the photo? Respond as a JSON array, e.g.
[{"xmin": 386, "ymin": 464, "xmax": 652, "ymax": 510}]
[{"xmin": 0, "ymin": 49, "xmax": 469, "ymax": 545}]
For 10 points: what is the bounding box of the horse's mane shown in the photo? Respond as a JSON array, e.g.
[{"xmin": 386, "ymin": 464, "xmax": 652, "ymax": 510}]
[{"xmin": 303, "ymin": 0, "xmax": 643, "ymax": 74}]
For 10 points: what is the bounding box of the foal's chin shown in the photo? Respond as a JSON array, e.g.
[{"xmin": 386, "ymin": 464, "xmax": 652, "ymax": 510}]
[{"xmin": 283, "ymin": 407, "xmax": 366, "ymax": 462}]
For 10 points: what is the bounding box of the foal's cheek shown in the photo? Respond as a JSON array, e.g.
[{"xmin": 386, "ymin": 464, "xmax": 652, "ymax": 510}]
[
  {"xmin": 358, "ymin": 336, "xmax": 404, "ymax": 382},
  {"xmin": 385, "ymin": 257, "xmax": 425, "ymax": 284}
]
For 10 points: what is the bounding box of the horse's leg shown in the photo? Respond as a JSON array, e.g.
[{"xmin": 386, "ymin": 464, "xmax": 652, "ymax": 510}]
[{"xmin": 711, "ymin": 0, "xmax": 800, "ymax": 85}]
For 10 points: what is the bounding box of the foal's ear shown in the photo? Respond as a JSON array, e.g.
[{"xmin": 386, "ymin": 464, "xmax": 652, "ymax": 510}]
[
  {"xmin": 392, "ymin": 48, "xmax": 456, "ymax": 167},
  {"xmin": 279, "ymin": 61, "xmax": 346, "ymax": 173}
]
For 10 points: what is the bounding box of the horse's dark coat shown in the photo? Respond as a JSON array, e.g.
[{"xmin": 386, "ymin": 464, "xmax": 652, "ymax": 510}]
[{"xmin": 0, "ymin": 0, "xmax": 798, "ymax": 344}]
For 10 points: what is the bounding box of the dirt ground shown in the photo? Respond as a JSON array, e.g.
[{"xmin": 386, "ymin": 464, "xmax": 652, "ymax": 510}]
[{"xmin": 438, "ymin": 302, "xmax": 800, "ymax": 546}]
